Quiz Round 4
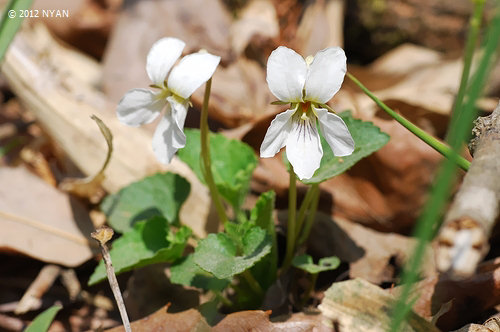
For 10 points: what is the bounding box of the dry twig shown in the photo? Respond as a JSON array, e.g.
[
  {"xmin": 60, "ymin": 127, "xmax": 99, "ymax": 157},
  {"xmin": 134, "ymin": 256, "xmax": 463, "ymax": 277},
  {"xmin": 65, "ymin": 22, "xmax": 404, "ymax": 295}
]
[
  {"xmin": 91, "ymin": 227, "xmax": 131, "ymax": 332},
  {"xmin": 15, "ymin": 264, "xmax": 61, "ymax": 315}
]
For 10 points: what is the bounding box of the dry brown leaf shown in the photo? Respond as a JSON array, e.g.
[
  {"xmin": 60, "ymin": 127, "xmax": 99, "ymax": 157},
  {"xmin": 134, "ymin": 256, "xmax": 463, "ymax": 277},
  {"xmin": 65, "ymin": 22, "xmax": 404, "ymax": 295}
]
[
  {"xmin": 2, "ymin": 23, "xmax": 211, "ymax": 238},
  {"xmin": 213, "ymin": 310, "xmax": 276, "ymax": 331},
  {"xmin": 319, "ymin": 278, "xmax": 441, "ymax": 332},
  {"xmin": 398, "ymin": 258, "xmax": 500, "ymax": 331},
  {"xmin": 104, "ymin": 305, "xmax": 332, "ymax": 332},
  {"xmin": 230, "ymin": 0, "xmax": 279, "ymax": 56},
  {"xmin": 0, "ymin": 167, "xmax": 95, "ymax": 266},
  {"xmin": 105, "ymin": 307, "xmax": 211, "ymax": 332},
  {"xmin": 452, "ymin": 324, "xmax": 497, "ymax": 332},
  {"xmin": 295, "ymin": 0, "xmax": 345, "ymax": 54},
  {"xmin": 300, "ymin": 212, "xmax": 435, "ymax": 284},
  {"xmin": 214, "ymin": 310, "xmax": 332, "ymax": 331},
  {"xmin": 33, "ymin": 0, "xmax": 122, "ymax": 58}
]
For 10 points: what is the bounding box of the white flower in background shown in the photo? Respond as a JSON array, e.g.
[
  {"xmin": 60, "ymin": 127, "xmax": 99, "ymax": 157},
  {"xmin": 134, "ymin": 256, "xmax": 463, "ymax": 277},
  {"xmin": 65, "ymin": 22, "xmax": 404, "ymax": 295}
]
[
  {"xmin": 117, "ymin": 37, "xmax": 220, "ymax": 164},
  {"xmin": 260, "ymin": 46, "xmax": 355, "ymax": 180}
]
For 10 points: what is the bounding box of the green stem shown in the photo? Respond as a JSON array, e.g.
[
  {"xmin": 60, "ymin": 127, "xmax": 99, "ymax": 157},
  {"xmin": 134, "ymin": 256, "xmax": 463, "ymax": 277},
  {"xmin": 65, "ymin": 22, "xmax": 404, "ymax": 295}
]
[
  {"xmin": 295, "ymin": 185, "xmax": 316, "ymax": 240},
  {"xmin": 281, "ymin": 167, "xmax": 297, "ymax": 273},
  {"xmin": 346, "ymin": 72, "xmax": 470, "ymax": 172},
  {"xmin": 213, "ymin": 291, "xmax": 233, "ymax": 308},
  {"xmin": 390, "ymin": 2, "xmax": 500, "ymax": 330},
  {"xmin": 446, "ymin": 0, "xmax": 486, "ymax": 140},
  {"xmin": 241, "ymin": 270, "xmax": 263, "ymax": 297},
  {"xmin": 200, "ymin": 78, "xmax": 228, "ymax": 225},
  {"xmin": 297, "ymin": 184, "xmax": 320, "ymax": 246},
  {"xmin": 299, "ymin": 273, "xmax": 318, "ymax": 308}
]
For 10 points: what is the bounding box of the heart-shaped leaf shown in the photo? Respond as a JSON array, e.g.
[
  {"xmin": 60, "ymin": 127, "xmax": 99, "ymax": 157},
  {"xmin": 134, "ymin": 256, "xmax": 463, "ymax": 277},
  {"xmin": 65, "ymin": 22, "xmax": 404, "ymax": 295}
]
[
  {"xmin": 178, "ymin": 129, "xmax": 257, "ymax": 210},
  {"xmin": 170, "ymin": 254, "xmax": 230, "ymax": 291},
  {"xmin": 89, "ymin": 216, "xmax": 191, "ymax": 285},
  {"xmin": 101, "ymin": 172, "xmax": 190, "ymax": 233},
  {"xmin": 193, "ymin": 226, "xmax": 271, "ymax": 279}
]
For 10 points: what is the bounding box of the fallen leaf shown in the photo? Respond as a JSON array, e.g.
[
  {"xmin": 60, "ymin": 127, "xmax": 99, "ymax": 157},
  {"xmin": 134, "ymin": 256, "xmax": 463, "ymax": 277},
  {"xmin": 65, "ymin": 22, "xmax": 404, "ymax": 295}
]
[
  {"xmin": 295, "ymin": 0, "xmax": 345, "ymax": 54},
  {"xmin": 213, "ymin": 310, "xmax": 275, "ymax": 331},
  {"xmin": 395, "ymin": 258, "xmax": 500, "ymax": 331},
  {"xmin": 319, "ymin": 278, "xmax": 441, "ymax": 332},
  {"xmin": 105, "ymin": 307, "xmax": 211, "ymax": 332},
  {"xmin": 230, "ymin": 0, "xmax": 279, "ymax": 56},
  {"xmin": 33, "ymin": 0, "xmax": 121, "ymax": 58},
  {"xmin": 297, "ymin": 212, "xmax": 435, "ymax": 284},
  {"xmin": 0, "ymin": 167, "xmax": 94, "ymax": 266}
]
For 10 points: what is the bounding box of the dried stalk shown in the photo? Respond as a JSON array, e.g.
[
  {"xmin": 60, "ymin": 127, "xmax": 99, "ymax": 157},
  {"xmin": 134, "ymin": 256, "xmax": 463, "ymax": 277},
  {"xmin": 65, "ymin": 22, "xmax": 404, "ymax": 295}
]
[
  {"xmin": 436, "ymin": 101, "xmax": 500, "ymax": 277},
  {"xmin": 91, "ymin": 227, "xmax": 131, "ymax": 332}
]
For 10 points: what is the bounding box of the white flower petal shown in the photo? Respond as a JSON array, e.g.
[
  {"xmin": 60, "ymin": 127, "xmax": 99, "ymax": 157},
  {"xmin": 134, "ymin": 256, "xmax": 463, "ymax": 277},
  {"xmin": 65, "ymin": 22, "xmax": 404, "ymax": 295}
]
[
  {"xmin": 116, "ymin": 89, "xmax": 164, "ymax": 127},
  {"xmin": 266, "ymin": 46, "xmax": 307, "ymax": 102},
  {"xmin": 286, "ymin": 116, "xmax": 323, "ymax": 180},
  {"xmin": 152, "ymin": 108, "xmax": 187, "ymax": 164},
  {"xmin": 167, "ymin": 52, "xmax": 221, "ymax": 99},
  {"xmin": 316, "ymin": 108, "xmax": 355, "ymax": 156},
  {"xmin": 167, "ymin": 95, "xmax": 189, "ymax": 130},
  {"xmin": 146, "ymin": 37, "xmax": 185, "ymax": 87},
  {"xmin": 304, "ymin": 47, "xmax": 346, "ymax": 103},
  {"xmin": 260, "ymin": 109, "xmax": 295, "ymax": 158}
]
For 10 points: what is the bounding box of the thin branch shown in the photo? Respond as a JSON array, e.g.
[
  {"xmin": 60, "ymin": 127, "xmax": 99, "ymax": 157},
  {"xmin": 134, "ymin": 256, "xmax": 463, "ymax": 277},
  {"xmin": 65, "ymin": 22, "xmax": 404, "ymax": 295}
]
[{"xmin": 91, "ymin": 227, "xmax": 131, "ymax": 332}]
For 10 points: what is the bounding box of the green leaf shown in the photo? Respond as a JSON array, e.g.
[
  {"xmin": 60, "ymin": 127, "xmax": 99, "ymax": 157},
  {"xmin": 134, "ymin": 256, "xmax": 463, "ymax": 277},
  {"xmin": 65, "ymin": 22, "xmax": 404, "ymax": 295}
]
[
  {"xmin": 170, "ymin": 254, "xmax": 230, "ymax": 291},
  {"xmin": 0, "ymin": 0, "xmax": 34, "ymax": 62},
  {"xmin": 89, "ymin": 217, "xmax": 191, "ymax": 285},
  {"xmin": 178, "ymin": 129, "xmax": 257, "ymax": 210},
  {"xmin": 248, "ymin": 191, "xmax": 277, "ymax": 289},
  {"xmin": 25, "ymin": 305, "xmax": 62, "ymax": 332},
  {"xmin": 101, "ymin": 172, "xmax": 190, "ymax": 233},
  {"xmin": 287, "ymin": 111, "xmax": 390, "ymax": 184},
  {"xmin": 292, "ymin": 254, "xmax": 340, "ymax": 274},
  {"xmin": 193, "ymin": 226, "xmax": 271, "ymax": 279}
]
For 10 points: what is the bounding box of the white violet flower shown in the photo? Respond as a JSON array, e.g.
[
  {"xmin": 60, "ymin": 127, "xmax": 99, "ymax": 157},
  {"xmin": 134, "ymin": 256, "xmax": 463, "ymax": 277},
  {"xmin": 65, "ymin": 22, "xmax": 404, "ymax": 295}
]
[
  {"xmin": 260, "ymin": 46, "xmax": 355, "ymax": 180},
  {"xmin": 117, "ymin": 37, "xmax": 220, "ymax": 164}
]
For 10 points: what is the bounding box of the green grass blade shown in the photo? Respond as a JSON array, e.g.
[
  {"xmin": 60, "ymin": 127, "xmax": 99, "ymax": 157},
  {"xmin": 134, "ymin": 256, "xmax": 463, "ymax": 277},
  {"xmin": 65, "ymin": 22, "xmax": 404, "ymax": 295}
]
[
  {"xmin": 390, "ymin": 2, "xmax": 500, "ymax": 331},
  {"xmin": 0, "ymin": 0, "xmax": 34, "ymax": 62},
  {"xmin": 446, "ymin": 0, "xmax": 486, "ymax": 140},
  {"xmin": 25, "ymin": 305, "xmax": 62, "ymax": 332}
]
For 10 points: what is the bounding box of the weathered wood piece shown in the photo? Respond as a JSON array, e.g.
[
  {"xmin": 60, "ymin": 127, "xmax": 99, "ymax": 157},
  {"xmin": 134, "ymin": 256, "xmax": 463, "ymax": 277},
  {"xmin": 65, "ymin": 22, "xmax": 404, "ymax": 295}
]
[{"xmin": 436, "ymin": 102, "xmax": 500, "ymax": 277}]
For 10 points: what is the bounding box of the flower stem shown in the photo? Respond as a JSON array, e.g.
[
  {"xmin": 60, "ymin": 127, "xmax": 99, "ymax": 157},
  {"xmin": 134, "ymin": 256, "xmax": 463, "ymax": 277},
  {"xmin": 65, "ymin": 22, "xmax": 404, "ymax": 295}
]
[
  {"xmin": 281, "ymin": 166, "xmax": 297, "ymax": 273},
  {"xmin": 346, "ymin": 72, "xmax": 470, "ymax": 172},
  {"xmin": 297, "ymin": 184, "xmax": 320, "ymax": 246},
  {"xmin": 446, "ymin": 0, "xmax": 485, "ymax": 140},
  {"xmin": 200, "ymin": 78, "xmax": 228, "ymax": 226},
  {"xmin": 241, "ymin": 270, "xmax": 263, "ymax": 297},
  {"xmin": 295, "ymin": 185, "xmax": 316, "ymax": 240},
  {"xmin": 299, "ymin": 273, "xmax": 318, "ymax": 308}
]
